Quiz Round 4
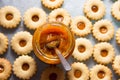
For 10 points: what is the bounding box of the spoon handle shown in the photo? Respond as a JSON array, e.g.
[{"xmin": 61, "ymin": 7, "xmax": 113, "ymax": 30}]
[{"xmin": 55, "ymin": 48, "xmax": 71, "ymax": 71}]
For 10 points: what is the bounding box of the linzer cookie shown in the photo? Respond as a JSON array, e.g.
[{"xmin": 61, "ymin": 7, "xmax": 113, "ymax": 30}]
[
  {"xmin": 0, "ymin": 58, "xmax": 12, "ymax": 80},
  {"xmin": 0, "ymin": 6, "xmax": 21, "ymax": 28},
  {"xmin": 72, "ymin": 38, "xmax": 93, "ymax": 61},
  {"xmin": 92, "ymin": 19, "xmax": 114, "ymax": 42},
  {"xmin": 11, "ymin": 31, "xmax": 33, "ymax": 55},
  {"xmin": 48, "ymin": 8, "xmax": 71, "ymax": 26},
  {"xmin": 0, "ymin": 33, "xmax": 8, "ymax": 55},
  {"xmin": 67, "ymin": 62, "xmax": 89, "ymax": 80},
  {"xmin": 83, "ymin": 0, "xmax": 105, "ymax": 20},
  {"xmin": 70, "ymin": 16, "xmax": 92, "ymax": 37},
  {"xmin": 13, "ymin": 55, "xmax": 37, "ymax": 79},
  {"xmin": 41, "ymin": 0, "xmax": 64, "ymax": 9},
  {"xmin": 23, "ymin": 7, "xmax": 47, "ymax": 30}
]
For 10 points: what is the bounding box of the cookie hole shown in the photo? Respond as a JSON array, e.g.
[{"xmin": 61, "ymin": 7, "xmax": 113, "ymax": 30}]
[
  {"xmin": 6, "ymin": 13, "xmax": 13, "ymax": 20},
  {"xmin": 101, "ymin": 49, "xmax": 108, "ymax": 57},
  {"xmin": 22, "ymin": 63, "xmax": 29, "ymax": 71},
  {"xmin": 74, "ymin": 70, "xmax": 82, "ymax": 78},
  {"xmin": 0, "ymin": 65, "xmax": 4, "ymax": 73},
  {"xmin": 77, "ymin": 22, "xmax": 85, "ymax": 30},
  {"xmin": 32, "ymin": 15, "xmax": 39, "ymax": 22},
  {"xmin": 78, "ymin": 45, "xmax": 86, "ymax": 53},
  {"xmin": 19, "ymin": 40, "xmax": 27, "ymax": 47},
  {"xmin": 50, "ymin": 0, "xmax": 55, "ymax": 2},
  {"xmin": 100, "ymin": 26, "xmax": 108, "ymax": 34},
  {"xmin": 91, "ymin": 5, "xmax": 98, "ymax": 12},
  {"xmin": 56, "ymin": 15, "xmax": 64, "ymax": 22},
  {"xmin": 49, "ymin": 73, "xmax": 57, "ymax": 80},
  {"xmin": 97, "ymin": 71, "xmax": 105, "ymax": 79}
]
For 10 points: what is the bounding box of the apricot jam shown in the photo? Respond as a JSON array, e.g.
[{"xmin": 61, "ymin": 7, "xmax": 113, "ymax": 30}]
[
  {"xmin": 32, "ymin": 22, "xmax": 75, "ymax": 64},
  {"xmin": 97, "ymin": 71, "xmax": 105, "ymax": 79},
  {"xmin": 6, "ymin": 13, "xmax": 13, "ymax": 20}
]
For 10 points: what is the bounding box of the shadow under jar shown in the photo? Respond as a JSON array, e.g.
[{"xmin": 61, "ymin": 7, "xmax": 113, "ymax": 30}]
[{"xmin": 32, "ymin": 22, "xmax": 75, "ymax": 64}]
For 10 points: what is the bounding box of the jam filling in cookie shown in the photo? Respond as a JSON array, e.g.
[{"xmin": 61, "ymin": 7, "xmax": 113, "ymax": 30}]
[
  {"xmin": 22, "ymin": 63, "xmax": 29, "ymax": 71},
  {"xmin": 100, "ymin": 26, "xmax": 108, "ymax": 34},
  {"xmin": 97, "ymin": 70, "xmax": 105, "ymax": 79},
  {"xmin": 6, "ymin": 13, "xmax": 13, "ymax": 20},
  {"xmin": 77, "ymin": 22, "xmax": 85, "ymax": 30},
  {"xmin": 74, "ymin": 70, "xmax": 82, "ymax": 78},
  {"xmin": 19, "ymin": 39, "xmax": 27, "ymax": 47},
  {"xmin": 92, "ymin": 5, "xmax": 98, "ymax": 12},
  {"xmin": 56, "ymin": 15, "xmax": 64, "ymax": 22},
  {"xmin": 78, "ymin": 45, "xmax": 86, "ymax": 53},
  {"xmin": 32, "ymin": 15, "xmax": 39, "ymax": 22},
  {"xmin": 100, "ymin": 49, "xmax": 108, "ymax": 57}
]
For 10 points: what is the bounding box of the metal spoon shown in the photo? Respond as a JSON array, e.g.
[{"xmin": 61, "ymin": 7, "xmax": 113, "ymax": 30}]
[{"xmin": 46, "ymin": 40, "xmax": 71, "ymax": 71}]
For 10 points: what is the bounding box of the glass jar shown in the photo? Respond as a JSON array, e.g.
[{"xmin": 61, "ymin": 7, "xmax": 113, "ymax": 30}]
[{"xmin": 32, "ymin": 22, "xmax": 75, "ymax": 64}]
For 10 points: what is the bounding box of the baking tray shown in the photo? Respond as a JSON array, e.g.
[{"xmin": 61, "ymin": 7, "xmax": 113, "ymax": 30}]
[{"xmin": 0, "ymin": 0, "xmax": 120, "ymax": 80}]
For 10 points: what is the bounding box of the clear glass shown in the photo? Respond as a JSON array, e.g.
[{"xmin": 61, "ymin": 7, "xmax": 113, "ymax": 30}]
[{"xmin": 32, "ymin": 22, "xmax": 75, "ymax": 64}]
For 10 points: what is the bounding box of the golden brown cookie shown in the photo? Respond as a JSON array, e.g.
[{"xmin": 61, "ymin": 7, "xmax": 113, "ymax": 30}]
[
  {"xmin": 0, "ymin": 58, "xmax": 12, "ymax": 80},
  {"xmin": 48, "ymin": 8, "xmax": 71, "ymax": 26},
  {"xmin": 93, "ymin": 42, "xmax": 115, "ymax": 64},
  {"xmin": 13, "ymin": 55, "xmax": 37, "ymax": 79},
  {"xmin": 11, "ymin": 31, "xmax": 33, "ymax": 55},
  {"xmin": 83, "ymin": 0, "xmax": 106, "ymax": 20},
  {"xmin": 0, "ymin": 6, "xmax": 21, "ymax": 28},
  {"xmin": 112, "ymin": 55, "xmax": 120, "ymax": 76},
  {"xmin": 41, "ymin": 0, "xmax": 64, "ymax": 9},
  {"xmin": 111, "ymin": 1, "xmax": 120, "ymax": 21},
  {"xmin": 41, "ymin": 66, "xmax": 65, "ymax": 80},
  {"xmin": 72, "ymin": 38, "xmax": 93, "ymax": 61},
  {"xmin": 67, "ymin": 62, "xmax": 89, "ymax": 80},
  {"xmin": 70, "ymin": 16, "xmax": 92, "ymax": 37},
  {"xmin": 0, "ymin": 33, "xmax": 8, "ymax": 55},
  {"xmin": 92, "ymin": 19, "xmax": 114, "ymax": 41},
  {"xmin": 23, "ymin": 7, "xmax": 47, "ymax": 30},
  {"xmin": 90, "ymin": 64, "xmax": 112, "ymax": 80}
]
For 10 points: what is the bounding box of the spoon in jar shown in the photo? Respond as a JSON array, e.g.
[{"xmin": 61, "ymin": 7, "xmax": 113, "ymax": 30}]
[{"xmin": 46, "ymin": 40, "xmax": 71, "ymax": 71}]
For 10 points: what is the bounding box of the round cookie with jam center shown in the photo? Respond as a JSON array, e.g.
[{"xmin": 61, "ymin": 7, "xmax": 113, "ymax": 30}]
[
  {"xmin": 92, "ymin": 19, "xmax": 114, "ymax": 42},
  {"xmin": 0, "ymin": 33, "xmax": 8, "ymax": 55},
  {"xmin": 111, "ymin": 1, "xmax": 120, "ymax": 21},
  {"xmin": 41, "ymin": 0, "xmax": 64, "ymax": 9},
  {"xmin": 67, "ymin": 62, "xmax": 89, "ymax": 80},
  {"xmin": 112, "ymin": 55, "xmax": 120, "ymax": 76},
  {"xmin": 0, "ymin": 6, "xmax": 21, "ymax": 28},
  {"xmin": 48, "ymin": 8, "xmax": 71, "ymax": 26},
  {"xmin": 23, "ymin": 7, "xmax": 47, "ymax": 30},
  {"xmin": 90, "ymin": 64, "xmax": 112, "ymax": 80},
  {"xmin": 70, "ymin": 16, "xmax": 92, "ymax": 37},
  {"xmin": 0, "ymin": 58, "xmax": 12, "ymax": 80},
  {"xmin": 83, "ymin": 0, "xmax": 106, "ymax": 20},
  {"xmin": 72, "ymin": 38, "xmax": 93, "ymax": 61},
  {"xmin": 40, "ymin": 66, "xmax": 65, "ymax": 80},
  {"xmin": 11, "ymin": 31, "xmax": 33, "ymax": 55},
  {"xmin": 13, "ymin": 55, "xmax": 37, "ymax": 79},
  {"xmin": 93, "ymin": 42, "xmax": 115, "ymax": 64}
]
